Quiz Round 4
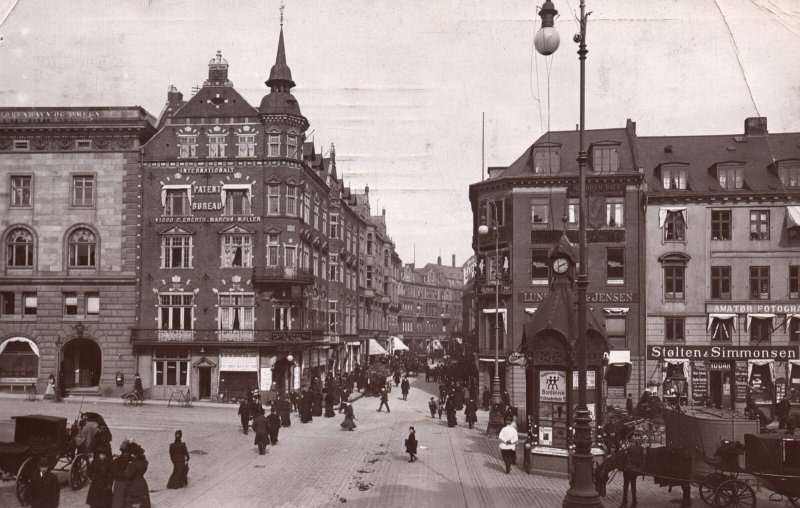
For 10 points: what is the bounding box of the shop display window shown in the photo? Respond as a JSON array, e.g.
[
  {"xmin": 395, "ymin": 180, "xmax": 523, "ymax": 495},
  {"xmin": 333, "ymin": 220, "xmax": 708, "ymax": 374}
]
[
  {"xmin": 748, "ymin": 363, "xmax": 774, "ymax": 403},
  {"xmin": 790, "ymin": 364, "xmax": 800, "ymax": 403}
]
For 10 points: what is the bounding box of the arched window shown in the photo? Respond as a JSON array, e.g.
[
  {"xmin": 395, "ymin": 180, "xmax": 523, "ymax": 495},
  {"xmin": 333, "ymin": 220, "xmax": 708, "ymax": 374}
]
[
  {"xmin": 68, "ymin": 228, "xmax": 96, "ymax": 268},
  {"xmin": 0, "ymin": 337, "xmax": 39, "ymax": 379},
  {"xmin": 6, "ymin": 228, "xmax": 34, "ymax": 267}
]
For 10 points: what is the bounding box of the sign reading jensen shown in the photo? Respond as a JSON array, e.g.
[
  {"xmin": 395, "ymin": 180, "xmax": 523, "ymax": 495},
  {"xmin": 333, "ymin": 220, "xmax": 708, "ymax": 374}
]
[{"xmin": 648, "ymin": 345, "xmax": 799, "ymax": 361}]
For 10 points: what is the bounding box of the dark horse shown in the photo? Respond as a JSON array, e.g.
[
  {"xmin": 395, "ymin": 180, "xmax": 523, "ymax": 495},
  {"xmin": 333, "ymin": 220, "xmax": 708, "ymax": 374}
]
[{"xmin": 594, "ymin": 444, "xmax": 692, "ymax": 507}]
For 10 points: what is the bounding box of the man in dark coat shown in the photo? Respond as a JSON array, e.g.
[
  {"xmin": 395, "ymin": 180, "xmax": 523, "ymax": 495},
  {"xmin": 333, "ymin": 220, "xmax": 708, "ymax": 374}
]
[
  {"xmin": 776, "ymin": 397, "xmax": 791, "ymax": 429},
  {"xmin": 394, "ymin": 371, "xmax": 401, "ymax": 387},
  {"xmin": 464, "ymin": 398, "xmax": 478, "ymax": 429},
  {"xmin": 278, "ymin": 396, "xmax": 291, "ymax": 427},
  {"xmin": 252, "ymin": 408, "xmax": 269, "ymax": 455},
  {"xmin": 29, "ymin": 456, "xmax": 59, "ymax": 508},
  {"xmin": 266, "ymin": 406, "xmax": 281, "ymax": 445},
  {"xmin": 400, "ymin": 377, "xmax": 410, "ymax": 401},
  {"xmin": 377, "ymin": 387, "xmax": 390, "ymax": 412},
  {"xmin": 238, "ymin": 399, "xmax": 250, "ymax": 434}
]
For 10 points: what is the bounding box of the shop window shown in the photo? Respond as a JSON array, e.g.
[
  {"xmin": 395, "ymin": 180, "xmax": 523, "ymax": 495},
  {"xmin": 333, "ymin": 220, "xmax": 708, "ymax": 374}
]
[
  {"xmin": 749, "ymin": 318, "xmax": 772, "ymax": 343},
  {"xmin": 665, "ymin": 317, "xmax": 684, "ymax": 342},
  {"xmin": 749, "ymin": 266, "xmax": 770, "ymax": 300},
  {"xmin": 711, "ymin": 318, "xmax": 733, "ymax": 341},
  {"xmin": 64, "ymin": 292, "xmax": 78, "ymax": 316},
  {"xmin": 710, "ymin": 266, "xmax": 731, "ymax": 300},
  {"xmin": 711, "ymin": 210, "xmax": 731, "ymax": 240},
  {"xmin": 6, "ymin": 228, "xmax": 34, "ymax": 268},
  {"xmin": 154, "ymin": 350, "xmax": 189, "ymax": 386},
  {"xmin": 0, "ymin": 340, "xmax": 38, "ymax": 378},
  {"xmin": 606, "ymin": 248, "xmax": 624, "ymax": 285},
  {"xmin": 750, "ymin": 210, "xmax": 770, "ymax": 240},
  {"xmin": 10, "ymin": 175, "xmax": 32, "ymax": 207},
  {"xmin": 748, "ymin": 363, "xmax": 774, "ymax": 403}
]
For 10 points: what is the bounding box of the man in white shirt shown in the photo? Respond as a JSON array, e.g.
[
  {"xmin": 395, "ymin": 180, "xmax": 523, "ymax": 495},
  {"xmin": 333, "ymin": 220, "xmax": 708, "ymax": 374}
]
[{"xmin": 498, "ymin": 419, "xmax": 519, "ymax": 473}]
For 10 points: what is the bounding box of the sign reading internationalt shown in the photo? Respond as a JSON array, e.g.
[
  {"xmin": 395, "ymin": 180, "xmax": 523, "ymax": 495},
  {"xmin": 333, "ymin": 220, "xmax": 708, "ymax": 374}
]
[{"xmin": 647, "ymin": 345, "xmax": 799, "ymax": 361}]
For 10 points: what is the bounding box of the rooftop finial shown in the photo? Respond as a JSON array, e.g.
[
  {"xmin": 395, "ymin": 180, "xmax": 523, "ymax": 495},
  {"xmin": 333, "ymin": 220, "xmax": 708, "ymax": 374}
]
[
  {"xmin": 216, "ymin": 50, "xmax": 223, "ymax": 63},
  {"xmin": 280, "ymin": 1, "xmax": 284, "ymax": 27}
]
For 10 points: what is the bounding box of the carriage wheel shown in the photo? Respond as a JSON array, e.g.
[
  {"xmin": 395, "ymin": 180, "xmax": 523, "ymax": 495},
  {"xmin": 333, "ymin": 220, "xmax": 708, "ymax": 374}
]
[
  {"xmin": 69, "ymin": 454, "xmax": 89, "ymax": 490},
  {"xmin": 124, "ymin": 393, "xmax": 138, "ymax": 406},
  {"xmin": 713, "ymin": 479, "xmax": 755, "ymax": 508},
  {"xmin": 16, "ymin": 456, "xmax": 38, "ymax": 506},
  {"xmin": 787, "ymin": 496, "xmax": 799, "ymax": 508},
  {"xmin": 699, "ymin": 473, "xmax": 730, "ymax": 506}
]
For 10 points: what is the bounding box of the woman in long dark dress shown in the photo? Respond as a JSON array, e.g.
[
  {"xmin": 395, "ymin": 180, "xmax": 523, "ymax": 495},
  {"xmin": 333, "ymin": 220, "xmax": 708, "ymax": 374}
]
[
  {"xmin": 86, "ymin": 445, "xmax": 114, "ymax": 508},
  {"xmin": 340, "ymin": 402, "xmax": 357, "ymax": 431},
  {"xmin": 324, "ymin": 391, "xmax": 336, "ymax": 417},
  {"xmin": 464, "ymin": 398, "xmax": 478, "ymax": 429},
  {"xmin": 121, "ymin": 442, "xmax": 150, "ymax": 508},
  {"xmin": 279, "ymin": 396, "xmax": 291, "ymax": 427},
  {"xmin": 446, "ymin": 396, "xmax": 457, "ymax": 427},
  {"xmin": 405, "ymin": 427, "xmax": 418, "ymax": 462},
  {"xmin": 166, "ymin": 430, "xmax": 189, "ymax": 489}
]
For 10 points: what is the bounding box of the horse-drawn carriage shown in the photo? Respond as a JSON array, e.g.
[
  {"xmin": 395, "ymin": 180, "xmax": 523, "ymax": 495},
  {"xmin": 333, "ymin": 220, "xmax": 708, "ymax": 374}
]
[
  {"xmin": 596, "ymin": 406, "xmax": 800, "ymax": 507},
  {"xmin": 0, "ymin": 412, "xmax": 111, "ymax": 506}
]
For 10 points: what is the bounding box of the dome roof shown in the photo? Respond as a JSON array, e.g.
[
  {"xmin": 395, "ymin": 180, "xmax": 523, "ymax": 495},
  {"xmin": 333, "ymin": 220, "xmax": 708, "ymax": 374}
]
[{"xmin": 258, "ymin": 92, "xmax": 303, "ymax": 117}]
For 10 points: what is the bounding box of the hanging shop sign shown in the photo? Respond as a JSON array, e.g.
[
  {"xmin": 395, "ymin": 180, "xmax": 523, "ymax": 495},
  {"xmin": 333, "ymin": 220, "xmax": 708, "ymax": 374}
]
[
  {"xmin": 519, "ymin": 291, "xmax": 636, "ymax": 303},
  {"xmin": 507, "ymin": 352, "xmax": 527, "ymax": 366},
  {"xmin": 539, "ymin": 370, "xmax": 567, "ymax": 402},
  {"xmin": 647, "ymin": 345, "xmax": 799, "ymax": 361}
]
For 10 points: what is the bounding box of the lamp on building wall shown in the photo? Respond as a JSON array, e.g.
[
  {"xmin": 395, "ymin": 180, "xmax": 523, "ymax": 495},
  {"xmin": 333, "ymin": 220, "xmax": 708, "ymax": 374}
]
[
  {"xmin": 478, "ymin": 200, "xmax": 502, "ymax": 406},
  {"xmin": 535, "ymin": 1, "xmax": 599, "ymax": 505}
]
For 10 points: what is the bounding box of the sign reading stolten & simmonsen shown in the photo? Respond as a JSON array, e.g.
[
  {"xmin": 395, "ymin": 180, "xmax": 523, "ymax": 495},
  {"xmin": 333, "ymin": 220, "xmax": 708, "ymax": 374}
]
[{"xmin": 647, "ymin": 345, "xmax": 799, "ymax": 361}]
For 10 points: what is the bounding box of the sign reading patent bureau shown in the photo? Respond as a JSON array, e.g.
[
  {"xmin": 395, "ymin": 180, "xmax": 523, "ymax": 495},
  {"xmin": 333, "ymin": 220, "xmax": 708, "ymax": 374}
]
[{"xmin": 647, "ymin": 345, "xmax": 799, "ymax": 360}]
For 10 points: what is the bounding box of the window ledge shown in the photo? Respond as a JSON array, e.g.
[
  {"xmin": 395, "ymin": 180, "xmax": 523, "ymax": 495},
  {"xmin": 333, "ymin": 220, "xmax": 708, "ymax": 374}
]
[{"xmin": 607, "ymin": 279, "xmax": 625, "ymax": 286}]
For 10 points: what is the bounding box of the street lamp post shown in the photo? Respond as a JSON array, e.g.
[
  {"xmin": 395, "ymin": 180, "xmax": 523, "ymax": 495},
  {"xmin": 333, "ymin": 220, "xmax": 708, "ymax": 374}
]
[
  {"xmin": 535, "ymin": 1, "xmax": 600, "ymax": 506},
  {"xmin": 54, "ymin": 336, "xmax": 62, "ymax": 403},
  {"xmin": 478, "ymin": 200, "xmax": 502, "ymax": 406}
]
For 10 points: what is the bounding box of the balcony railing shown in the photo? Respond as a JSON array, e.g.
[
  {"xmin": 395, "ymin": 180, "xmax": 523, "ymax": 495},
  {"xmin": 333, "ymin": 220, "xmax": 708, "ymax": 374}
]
[
  {"xmin": 363, "ymin": 289, "xmax": 375, "ymax": 299},
  {"xmin": 131, "ymin": 328, "xmax": 315, "ymax": 344},
  {"xmin": 252, "ymin": 266, "xmax": 314, "ymax": 285}
]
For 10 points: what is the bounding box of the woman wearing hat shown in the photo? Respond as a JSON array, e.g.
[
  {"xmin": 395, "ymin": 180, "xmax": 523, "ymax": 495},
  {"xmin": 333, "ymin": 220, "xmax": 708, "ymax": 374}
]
[
  {"xmin": 28, "ymin": 456, "xmax": 59, "ymax": 508},
  {"xmin": 167, "ymin": 430, "xmax": 189, "ymax": 489},
  {"xmin": 404, "ymin": 427, "xmax": 418, "ymax": 462},
  {"xmin": 122, "ymin": 441, "xmax": 150, "ymax": 508},
  {"xmin": 87, "ymin": 443, "xmax": 114, "ymax": 507}
]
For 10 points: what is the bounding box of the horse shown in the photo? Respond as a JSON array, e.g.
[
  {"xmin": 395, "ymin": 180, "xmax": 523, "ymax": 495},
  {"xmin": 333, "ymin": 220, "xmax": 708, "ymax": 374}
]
[{"xmin": 594, "ymin": 443, "xmax": 692, "ymax": 508}]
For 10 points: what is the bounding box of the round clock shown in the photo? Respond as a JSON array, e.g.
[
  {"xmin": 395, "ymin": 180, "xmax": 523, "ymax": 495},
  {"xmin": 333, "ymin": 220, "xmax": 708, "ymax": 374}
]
[{"xmin": 552, "ymin": 257, "xmax": 570, "ymax": 274}]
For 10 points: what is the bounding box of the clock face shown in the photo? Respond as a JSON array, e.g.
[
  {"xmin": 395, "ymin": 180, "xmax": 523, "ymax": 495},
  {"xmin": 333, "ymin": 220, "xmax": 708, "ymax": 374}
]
[{"xmin": 552, "ymin": 257, "xmax": 569, "ymax": 274}]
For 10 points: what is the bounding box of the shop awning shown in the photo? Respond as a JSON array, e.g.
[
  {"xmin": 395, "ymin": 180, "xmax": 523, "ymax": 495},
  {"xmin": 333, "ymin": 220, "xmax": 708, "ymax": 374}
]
[
  {"xmin": 662, "ymin": 358, "xmax": 689, "ymax": 383},
  {"xmin": 746, "ymin": 313, "xmax": 776, "ymax": 331},
  {"xmin": 786, "ymin": 206, "xmax": 800, "ymax": 229},
  {"xmin": 606, "ymin": 363, "xmax": 631, "ymax": 386},
  {"xmin": 747, "ymin": 359, "xmax": 775, "ymax": 383},
  {"xmin": 658, "ymin": 206, "xmax": 688, "ymax": 229},
  {"xmin": 367, "ymin": 338, "xmax": 389, "ymax": 356},
  {"xmin": 785, "ymin": 314, "xmax": 800, "ymax": 331},
  {"xmin": 603, "ymin": 307, "xmax": 630, "ymax": 316},
  {"xmin": 391, "ymin": 337, "xmax": 409, "ymax": 351},
  {"xmin": 608, "ymin": 350, "xmax": 630, "ymax": 364},
  {"xmin": 707, "ymin": 313, "xmax": 738, "ymax": 331},
  {"xmin": 0, "ymin": 337, "xmax": 39, "ymax": 356}
]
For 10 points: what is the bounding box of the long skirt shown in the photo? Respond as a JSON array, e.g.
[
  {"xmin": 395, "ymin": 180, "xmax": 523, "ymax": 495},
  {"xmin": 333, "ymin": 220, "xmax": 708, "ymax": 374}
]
[
  {"xmin": 447, "ymin": 410, "xmax": 457, "ymax": 427},
  {"xmin": 166, "ymin": 457, "xmax": 188, "ymax": 489},
  {"xmin": 280, "ymin": 410, "xmax": 291, "ymax": 427},
  {"xmin": 111, "ymin": 479, "xmax": 128, "ymax": 508},
  {"xmin": 341, "ymin": 417, "xmax": 356, "ymax": 430},
  {"xmin": 324, "ymin": 404, "xmax": 335, "ymax": 417}
]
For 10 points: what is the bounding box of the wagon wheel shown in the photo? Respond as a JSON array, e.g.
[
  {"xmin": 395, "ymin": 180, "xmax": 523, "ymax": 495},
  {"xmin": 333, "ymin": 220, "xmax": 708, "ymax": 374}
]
[
  {"xmin": 69, "ymin": 454, "xmax": 89, "ymax": 490},
  {"xmin": 124, "ymin": 393, "xmax": 138, "ymax": 407},
  {"xmin": 16, "ymin": 456, "xmax": 38, "ymax": 506},
  {"xmin": 699, "ymin": 473, "xmax": 731, "ymax": 506},
  {"xmin": 713, "ymin": 479, "xmax": 755, "ymax": 508},
  {"xmin": 787, "ymin": 496, "xmax": 799, "ymax": 508}
]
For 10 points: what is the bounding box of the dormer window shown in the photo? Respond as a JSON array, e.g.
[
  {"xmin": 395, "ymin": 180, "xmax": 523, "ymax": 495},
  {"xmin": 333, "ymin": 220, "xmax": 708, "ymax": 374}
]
[
  {"xmin": 662, "ymin": 167, "xmax": 687, "ymax": 190},
  {"xmin": 533, "ymin": 146, "xmax": 560, "ymax": 174},
  {"xmin": 717, "ymin": 165, "xmax": 744, "ymax": 189},
  {"xmin": 207, "ymin": 134, "xmax": 226, "ymax": 158},
  {"xmin": 779, "ymin": 163, "xmax": 800, "ymax": 188},
  {"xmin": 178, "ymin": 136, "xmax": 197, "ymax": 158},
  {"xmin": 592, "ymin": 145, "xmax": 620, "ymax": 173}
]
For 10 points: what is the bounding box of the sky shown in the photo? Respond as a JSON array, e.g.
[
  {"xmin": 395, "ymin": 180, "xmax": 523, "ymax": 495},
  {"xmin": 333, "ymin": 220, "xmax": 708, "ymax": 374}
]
[{"xmin": 1, "ymin": 0, "xmax": 798, "ymax": 267}]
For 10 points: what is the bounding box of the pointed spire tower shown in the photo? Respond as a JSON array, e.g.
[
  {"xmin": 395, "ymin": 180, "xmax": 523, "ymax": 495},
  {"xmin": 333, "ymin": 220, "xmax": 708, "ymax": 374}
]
[{"xmin": 258, "ymin": 6, "xmax": 309, "ymax": 131}]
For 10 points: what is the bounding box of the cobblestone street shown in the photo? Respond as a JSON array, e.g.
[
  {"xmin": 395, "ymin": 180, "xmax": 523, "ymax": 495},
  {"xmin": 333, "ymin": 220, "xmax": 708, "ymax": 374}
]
[{"xmin": 0, "ymin": 377, "xmax": 784, "ymax": 507}]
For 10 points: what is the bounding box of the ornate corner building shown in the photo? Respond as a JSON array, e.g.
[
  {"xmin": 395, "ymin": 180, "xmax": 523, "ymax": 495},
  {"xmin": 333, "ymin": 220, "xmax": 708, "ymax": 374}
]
[{"xmin": 0, "ymin": 28, "xmax": 405, "ymax": 400}]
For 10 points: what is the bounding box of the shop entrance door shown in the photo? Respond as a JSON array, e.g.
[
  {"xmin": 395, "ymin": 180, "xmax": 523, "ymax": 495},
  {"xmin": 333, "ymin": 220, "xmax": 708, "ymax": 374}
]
[
  {"xmin": 198, "ymin": 368, "xmax": 211, "ymax": 399},
  {"xmin": 710, "ymin": 371, "xmax": 723, "ymax": 408}
]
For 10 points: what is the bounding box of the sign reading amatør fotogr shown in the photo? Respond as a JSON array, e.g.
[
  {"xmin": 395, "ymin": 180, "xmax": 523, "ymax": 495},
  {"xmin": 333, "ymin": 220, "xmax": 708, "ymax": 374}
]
[{"xmin": 647, "ymin": 345, "xmax": 799, "ymax": 360}]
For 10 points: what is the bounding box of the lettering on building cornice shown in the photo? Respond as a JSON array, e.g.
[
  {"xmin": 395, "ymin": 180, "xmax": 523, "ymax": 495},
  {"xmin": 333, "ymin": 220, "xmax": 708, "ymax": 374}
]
[
  {"xmin": 518, "ymin": 291, "xmax": 636, "ymax": 303},
  {"xmin": 155, "ymin": 216, "xmax": 261, "ymax": 224}
]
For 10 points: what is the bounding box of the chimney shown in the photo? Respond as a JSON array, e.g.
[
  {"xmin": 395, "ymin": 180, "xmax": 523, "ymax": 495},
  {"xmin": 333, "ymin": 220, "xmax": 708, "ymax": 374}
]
[
  {"xmin": 167, "ymin": 85, "xmax": 183, "ymax": 106},
  {"xmin": 744, "ymin": 117, "xmax": 768, "ymax": 137},
  {"xmin": 452, "ymin": 254, "xmax": 456, "ymax": 267},
  {"xmin": 437, "ymin": 255, "xmax": 442, "ymax": 265}
]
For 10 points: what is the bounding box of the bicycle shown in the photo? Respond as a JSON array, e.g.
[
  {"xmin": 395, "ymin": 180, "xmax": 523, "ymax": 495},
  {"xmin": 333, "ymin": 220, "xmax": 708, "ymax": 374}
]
[{"xmin": 168, "ymin": 388, "xmax": 193, "ymax": 408}]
